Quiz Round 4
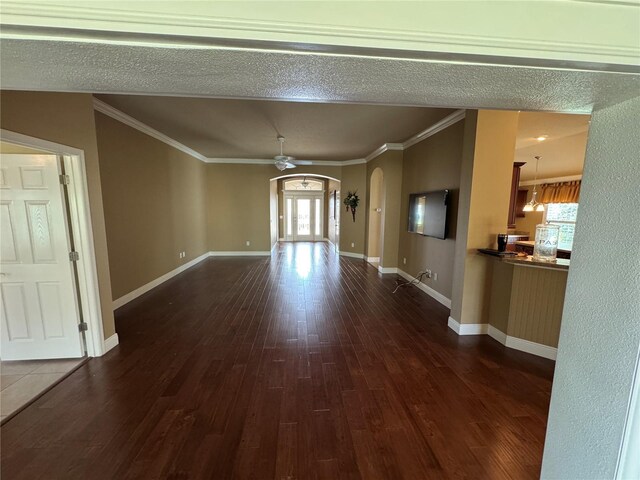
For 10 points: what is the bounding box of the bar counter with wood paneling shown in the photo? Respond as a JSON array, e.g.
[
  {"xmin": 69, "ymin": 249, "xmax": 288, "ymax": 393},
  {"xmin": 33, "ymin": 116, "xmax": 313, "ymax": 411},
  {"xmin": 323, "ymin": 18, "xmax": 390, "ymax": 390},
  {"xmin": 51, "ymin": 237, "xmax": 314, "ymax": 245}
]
[{"xmin": 481, "ymin": 252, "xmax": 569, "ymax": 360}]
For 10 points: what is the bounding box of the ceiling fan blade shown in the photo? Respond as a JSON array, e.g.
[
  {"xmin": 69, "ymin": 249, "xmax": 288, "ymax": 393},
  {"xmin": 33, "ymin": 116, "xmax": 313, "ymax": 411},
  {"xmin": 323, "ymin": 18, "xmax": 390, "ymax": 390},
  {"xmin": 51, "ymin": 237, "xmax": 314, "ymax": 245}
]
[{"xmin": 285, "ymin": 162, "xmax": 297, "ymax": 169}]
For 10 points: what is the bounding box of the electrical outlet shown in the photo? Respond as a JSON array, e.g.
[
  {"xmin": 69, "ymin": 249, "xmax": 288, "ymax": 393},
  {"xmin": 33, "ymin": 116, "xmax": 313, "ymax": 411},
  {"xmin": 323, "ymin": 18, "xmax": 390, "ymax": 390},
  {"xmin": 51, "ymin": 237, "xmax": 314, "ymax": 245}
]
[
  {"xmin": 433, "ymin": 272, "xmax": 438, "ymax": 281},
  {"xmin": 246, "ymin": 241, "xmax": 251, "ymax": 246},
  {"xmin": 403, "ymin": 257, "xmax": 407, "ymax": 265},
  {"xmin": 182, "ymin": 251, "xmax": 186, "ymax": 258},
  {"xmin": 425, "ymin": 269, "xmax": 432, "ymax": 278},
  {"xmin": 351, "ymin": 242, "xmax": 355, "ymax": 248}
]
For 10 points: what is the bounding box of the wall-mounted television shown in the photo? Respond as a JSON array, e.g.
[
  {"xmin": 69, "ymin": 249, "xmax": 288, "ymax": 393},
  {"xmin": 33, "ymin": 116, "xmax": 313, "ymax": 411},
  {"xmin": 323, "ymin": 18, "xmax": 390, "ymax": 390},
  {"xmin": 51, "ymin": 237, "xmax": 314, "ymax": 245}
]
[{"xmin": 408, "ymin": 190, "xmax": 449, "ymax": 239}]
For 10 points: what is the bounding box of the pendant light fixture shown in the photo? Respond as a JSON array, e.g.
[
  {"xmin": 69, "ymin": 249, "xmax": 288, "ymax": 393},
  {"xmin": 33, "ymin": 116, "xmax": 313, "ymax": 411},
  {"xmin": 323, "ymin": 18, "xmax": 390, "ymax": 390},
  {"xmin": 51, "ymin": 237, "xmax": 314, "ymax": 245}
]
[{"xmin": 523, "ymin": 156, "xmax": 545, "ymax": 212}]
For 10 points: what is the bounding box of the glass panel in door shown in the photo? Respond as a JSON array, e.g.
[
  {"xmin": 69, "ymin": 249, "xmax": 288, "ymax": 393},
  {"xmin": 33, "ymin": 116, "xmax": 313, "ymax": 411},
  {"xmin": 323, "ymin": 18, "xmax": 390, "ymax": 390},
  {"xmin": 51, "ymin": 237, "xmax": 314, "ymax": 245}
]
[
  {"xmin": 286, "ymin": 198, "xmax": 292, "ymax": 237},
  {"xmin": 315, "ymin": 198, "xmax": 321, "ymax": 236},
  {"xmin": 296, "ymin": 198, "xmax": 311, "ymax": 237}
]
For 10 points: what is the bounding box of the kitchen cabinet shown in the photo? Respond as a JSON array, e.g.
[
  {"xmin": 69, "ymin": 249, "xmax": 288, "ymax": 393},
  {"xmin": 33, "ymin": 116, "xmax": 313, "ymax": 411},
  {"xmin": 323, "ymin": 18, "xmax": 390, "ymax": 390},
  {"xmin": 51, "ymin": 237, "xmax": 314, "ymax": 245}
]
[{"xmin": 508, "ymin": 162, "xmax": 526, "ymax": 228}]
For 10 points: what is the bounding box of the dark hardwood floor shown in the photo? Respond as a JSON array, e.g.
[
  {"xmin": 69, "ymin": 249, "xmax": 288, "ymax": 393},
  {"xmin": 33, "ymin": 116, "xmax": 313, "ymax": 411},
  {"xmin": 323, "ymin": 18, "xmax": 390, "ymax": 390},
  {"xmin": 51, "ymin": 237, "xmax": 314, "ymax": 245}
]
[{"xmin": 1, "ymin": 242, "xmax": 554, "ymax": 479}]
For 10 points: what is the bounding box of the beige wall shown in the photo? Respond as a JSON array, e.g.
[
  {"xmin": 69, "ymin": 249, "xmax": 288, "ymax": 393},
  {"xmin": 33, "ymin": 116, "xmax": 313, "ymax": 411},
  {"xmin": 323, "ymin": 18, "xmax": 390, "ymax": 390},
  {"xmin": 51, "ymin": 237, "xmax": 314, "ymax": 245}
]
[
  {"xmin": 328, "ymin": 179, "xmax": 340, "ymax": 245},
  {"xmin": 207, "ymin": 165, "xmax": 342, "ymax": 252},
  {"xmin": 397, "ymin": 120, "xmax": 465, "ymax": 300},
  {"xmin": 366, "ymin": 168, "xmax": 383, "ymax": 260},
  {"xmin": 94, "ymin": 113, "xmax": 208, "ymax": 300},
  {"xmin": 0, "ymin": 91, "xmax": 116, "ymax": 338},
  {"xmin": 450, "ymin": 110, "xmax": 519, "ymax": 325},
  {"xmin": 269, "ymin": 179, "xmax": 278, "ymax": 246},
  {"xmin": 340, "ymin": 163, "xmax": 367, "ymax": 255},
  {"xmin": 366, "ymin": 150, "xmax": 403, "ymax": 267}
]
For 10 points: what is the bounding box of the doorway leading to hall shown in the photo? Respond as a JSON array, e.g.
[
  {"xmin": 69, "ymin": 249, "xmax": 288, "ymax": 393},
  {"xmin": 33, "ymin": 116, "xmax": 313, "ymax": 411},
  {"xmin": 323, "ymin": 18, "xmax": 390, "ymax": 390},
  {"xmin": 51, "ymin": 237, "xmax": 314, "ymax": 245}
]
[{"xmin": 281, "ymin": 177, "xmax": 327, "ymax": 242}]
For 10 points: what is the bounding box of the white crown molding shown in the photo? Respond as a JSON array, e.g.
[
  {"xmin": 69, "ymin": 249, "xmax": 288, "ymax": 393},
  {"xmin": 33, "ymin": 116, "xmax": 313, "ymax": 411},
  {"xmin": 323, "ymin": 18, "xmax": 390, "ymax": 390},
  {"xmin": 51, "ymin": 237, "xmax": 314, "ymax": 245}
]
[
  {"xmin": 520, "ymin": 174, "xmax": 583, "ymax": 186},
  {"xmin": 2, "ymin": 2, "xmax": 638, "ymax": 66},
  {"xmin": 93, "ymin": 98, "xmax": 208, "ymax": 163},
  {"xmin": 94, "ymin": 99, "xmax": 463, "ymax": 169},
  {"xmin": 205, "ymin": 158, "xmax": 275, "ymax": 165},
  {"xmin": 403, "ymin": 110, "xmax": 466, "ymax": 149},
  {"xmin": 364, "ymin": 143, "xmax": 404, "ymax": 163},
  {"xmin": 339, "ymin": 158, "xmax": 367, "ymax": 166},
  {"xmin": 205, "ymin": 157, "xmax": 365, "ymax": 166}
]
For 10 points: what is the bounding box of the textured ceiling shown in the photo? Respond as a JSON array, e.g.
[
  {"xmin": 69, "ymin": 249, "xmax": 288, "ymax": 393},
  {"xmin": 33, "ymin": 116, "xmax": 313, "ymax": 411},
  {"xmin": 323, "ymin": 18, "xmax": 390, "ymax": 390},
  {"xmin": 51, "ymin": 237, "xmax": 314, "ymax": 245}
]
[
  {"xmin": 2, "ymin": 38, "xmax": 639, "ymax": 115},
  {"xmin": 95, "ymin": 95, "xmax": 453, "ymax": 160},
  {"xmin": 515, "ymin": 112, "xmax": 590, "ymax": 181}
]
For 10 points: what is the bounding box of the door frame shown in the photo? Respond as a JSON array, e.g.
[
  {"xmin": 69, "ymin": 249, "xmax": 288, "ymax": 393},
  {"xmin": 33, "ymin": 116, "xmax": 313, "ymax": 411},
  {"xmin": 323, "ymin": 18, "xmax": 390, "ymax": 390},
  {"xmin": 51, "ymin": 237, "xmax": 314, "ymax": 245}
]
[
  {"xmin": 283, "ymin": 190, "xmax": 325, "ymax": 242},
  {"xmin": 1, "ymin": 129, "xmax": 106, "ymax": 357}
]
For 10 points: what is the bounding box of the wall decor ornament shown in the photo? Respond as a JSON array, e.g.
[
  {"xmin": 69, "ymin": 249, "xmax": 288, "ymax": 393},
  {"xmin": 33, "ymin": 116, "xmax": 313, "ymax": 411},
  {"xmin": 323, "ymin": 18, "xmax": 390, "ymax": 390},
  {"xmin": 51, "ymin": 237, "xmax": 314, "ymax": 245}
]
[{"xmin": 343, "ymin": 191, "xmax": 360, "ymax": 222}]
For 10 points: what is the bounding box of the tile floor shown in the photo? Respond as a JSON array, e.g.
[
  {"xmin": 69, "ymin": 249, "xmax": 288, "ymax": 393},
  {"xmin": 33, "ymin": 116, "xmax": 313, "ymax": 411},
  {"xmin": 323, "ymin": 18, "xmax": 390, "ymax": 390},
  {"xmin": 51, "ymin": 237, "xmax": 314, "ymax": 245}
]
[{"xmin": 1, "ymin": 358, "xmax": 85, "ymax": 421}]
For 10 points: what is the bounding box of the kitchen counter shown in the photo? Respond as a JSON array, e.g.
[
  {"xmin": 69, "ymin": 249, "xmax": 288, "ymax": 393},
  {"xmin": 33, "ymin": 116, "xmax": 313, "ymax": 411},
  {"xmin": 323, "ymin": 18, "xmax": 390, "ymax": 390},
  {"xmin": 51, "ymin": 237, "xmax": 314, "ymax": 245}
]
[
  {"xmin": 503, "ymin": 255, "xmax": 570, "ymax": 271},
  {"xmin": 477, "ymin": 250, "xmax": 569, "ymax": 360},
  {"xmin": 477, "ymin": 249, "xmax": 570, "ymax": 271}
]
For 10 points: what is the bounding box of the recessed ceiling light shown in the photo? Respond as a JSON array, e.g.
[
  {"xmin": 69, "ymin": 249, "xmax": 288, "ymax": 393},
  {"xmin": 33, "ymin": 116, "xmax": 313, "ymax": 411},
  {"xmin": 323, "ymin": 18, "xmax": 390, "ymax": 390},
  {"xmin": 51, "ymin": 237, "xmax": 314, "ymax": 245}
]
[{"xmin": 536, "ymin": 135, "xmax": 548, "ymax": 141}]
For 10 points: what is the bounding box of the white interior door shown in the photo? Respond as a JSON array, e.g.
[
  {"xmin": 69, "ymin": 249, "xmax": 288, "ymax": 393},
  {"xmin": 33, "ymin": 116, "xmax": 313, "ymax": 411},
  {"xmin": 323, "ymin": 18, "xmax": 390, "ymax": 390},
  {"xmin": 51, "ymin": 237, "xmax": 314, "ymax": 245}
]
[
  {"xmin": 0, "ymin": 154, "xmax": 84, "ymax": 360},
  {"xmin": 284, "ymin": 194, "xmax": 323, "ymax": 241}
]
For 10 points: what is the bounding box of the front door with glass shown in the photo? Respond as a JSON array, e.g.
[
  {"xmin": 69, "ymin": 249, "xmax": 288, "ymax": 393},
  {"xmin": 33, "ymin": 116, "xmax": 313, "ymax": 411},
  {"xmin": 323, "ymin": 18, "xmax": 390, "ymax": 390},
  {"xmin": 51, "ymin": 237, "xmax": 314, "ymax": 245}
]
[{"xmin": 284, "ymin": 194, "xmax": 323, "ymax": 241}]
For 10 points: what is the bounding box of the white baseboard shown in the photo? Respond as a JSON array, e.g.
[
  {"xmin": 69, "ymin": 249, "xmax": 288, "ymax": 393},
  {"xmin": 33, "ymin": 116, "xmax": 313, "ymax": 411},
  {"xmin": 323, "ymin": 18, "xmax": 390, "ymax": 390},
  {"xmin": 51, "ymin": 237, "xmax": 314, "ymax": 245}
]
[
  {"xmin": 487, "ymin": 325, "xmax": 557, "ymax": 360},
  {"xmin": 397, "ymin": 269, "xmax": 452, "ymax": 309},
  {"xmin": 447, "ymin": 316, "xmax": 488, "ymax": 335},
  {"xmin": 378, "ymin": 266, "xmax": 398, "ymax": 274},
  {"xmin": 103, "ymin": 333, "xmax": 119, "ymax": 353},
  {"xmin": 488, "ymin": 324, "xmax": 508, "ymax": 345},
  {"xmin": 278, "ymin": 237, "xmax": 285, "ymax": 241},
  {"xmin": 366, "ymin": 256, "xmax": 380, "ymax": 263},
  {"xmin": 210, "ymin": 251, "xmax": 271, "ymax": 256},
  {"xmin": 507, "ymin": 335, "xmax": 557, "ymax": 360},
  {"xmin": 339, "ymin": 251, "xmax": 364, "ymax": 259},
  {"xmin": 112, "ymin": 251, "xmax": 211, "ymax": 309}
]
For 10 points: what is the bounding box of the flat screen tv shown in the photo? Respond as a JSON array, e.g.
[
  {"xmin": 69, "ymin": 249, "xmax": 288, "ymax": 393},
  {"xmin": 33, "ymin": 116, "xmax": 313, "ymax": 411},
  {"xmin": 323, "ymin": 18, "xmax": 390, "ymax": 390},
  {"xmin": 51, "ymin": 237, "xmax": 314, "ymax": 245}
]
[{"xmin": 408, "ymin": 190, "xmax": 449, "ymax": 239}]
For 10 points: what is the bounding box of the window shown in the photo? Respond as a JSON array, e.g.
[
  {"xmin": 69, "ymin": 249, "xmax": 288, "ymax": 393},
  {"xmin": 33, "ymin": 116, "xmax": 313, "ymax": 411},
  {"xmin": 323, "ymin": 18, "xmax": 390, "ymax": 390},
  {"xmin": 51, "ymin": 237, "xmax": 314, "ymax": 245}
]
[
  {"xmin": 283, "ymin": 178, "xmax": 323, "ymax": 191},
  {"xmin": 544, "ymin": 203, "xmax": 579, "ymax": 251}
]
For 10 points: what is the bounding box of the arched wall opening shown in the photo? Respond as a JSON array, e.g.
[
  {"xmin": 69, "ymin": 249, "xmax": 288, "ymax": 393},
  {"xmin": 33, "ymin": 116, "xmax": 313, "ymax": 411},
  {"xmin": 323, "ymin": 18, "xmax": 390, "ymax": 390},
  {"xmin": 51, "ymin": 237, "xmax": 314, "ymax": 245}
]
[
  {"xmin": 269, "ymin": 173, "xmax": 341, "ymax": 247},
  {"xmin": 366, "ymin": 167, "xmax": 384, "ymax": 265}
]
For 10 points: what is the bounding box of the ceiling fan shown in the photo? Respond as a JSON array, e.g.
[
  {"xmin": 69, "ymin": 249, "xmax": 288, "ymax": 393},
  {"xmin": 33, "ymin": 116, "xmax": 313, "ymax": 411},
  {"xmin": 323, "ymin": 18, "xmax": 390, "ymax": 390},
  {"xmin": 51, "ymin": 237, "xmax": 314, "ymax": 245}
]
[{"xmin": 274, "ymin": 135, "xmax": 296, "ymax": 171}]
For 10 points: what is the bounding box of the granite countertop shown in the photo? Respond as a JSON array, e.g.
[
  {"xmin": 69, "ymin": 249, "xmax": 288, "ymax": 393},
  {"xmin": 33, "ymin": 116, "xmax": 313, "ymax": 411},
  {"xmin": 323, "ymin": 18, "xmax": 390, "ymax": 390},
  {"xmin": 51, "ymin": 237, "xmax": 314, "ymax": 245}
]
[
  {"xmin": 477, "ymin": 249, "xmax": 570, "ymax": 271},
  {"xmin": 503, "ymin": 255, "xmax": 570, "ymax": 271}
]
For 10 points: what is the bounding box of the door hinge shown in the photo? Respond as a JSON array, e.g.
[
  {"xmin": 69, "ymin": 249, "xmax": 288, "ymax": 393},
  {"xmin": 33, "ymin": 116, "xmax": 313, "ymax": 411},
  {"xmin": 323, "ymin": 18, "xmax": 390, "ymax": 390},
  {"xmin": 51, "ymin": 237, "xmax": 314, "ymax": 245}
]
[
  {"xmin": 59, "ymin": 174, "xmax": 70, "ymax": 185},
  {"xmin": 69, "ymin": 251, "xmax": 80, "ymax": 262},
  {"xmin": 78, "ymin": 322, "xmax": 88, "ymax": 332}
]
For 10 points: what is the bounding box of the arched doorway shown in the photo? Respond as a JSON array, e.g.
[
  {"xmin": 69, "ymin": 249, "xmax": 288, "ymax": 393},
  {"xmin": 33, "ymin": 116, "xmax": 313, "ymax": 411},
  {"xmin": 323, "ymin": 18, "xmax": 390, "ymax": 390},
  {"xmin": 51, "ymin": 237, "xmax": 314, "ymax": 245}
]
[
  {"xmin": 367, "ymin": 167, "xmax": 384, "ymax": 266},
  {"xmin": 269, "ymin": 174, "xmax": 341, "ymax": 246}
]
